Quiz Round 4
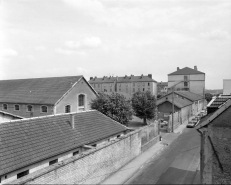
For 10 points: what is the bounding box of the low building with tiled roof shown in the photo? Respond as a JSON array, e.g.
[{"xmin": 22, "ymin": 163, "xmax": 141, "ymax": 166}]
[
  {"xmin": 0, "ymin": 76, "xmax": 98, "ymax": 119},
  {"xmin": 195, "ymin": 99, "xmax": 231, "ymax": 184},
  {"xmin": 89, "ymin": 74, "xmax": 157, "ymax": 99},
  {"xmin": 168, "ymin": 66, "xmax": 205, "ymax": 95},
  {"xmin": 0, "ymin": 110, "xmax": 129, "ymax": 184},
  {"xmin": 157, "ymin": 90, "xmax": 205, "ymax": 124}
]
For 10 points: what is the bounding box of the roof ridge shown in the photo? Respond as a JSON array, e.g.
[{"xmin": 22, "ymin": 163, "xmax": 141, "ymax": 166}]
[
  {"xmin": 0, "ymin": 110, "xmax": 97, "ymax": 125},
  {"xmin": 0, "ymin": 75, "xmax": 83, "ymax": 82}
]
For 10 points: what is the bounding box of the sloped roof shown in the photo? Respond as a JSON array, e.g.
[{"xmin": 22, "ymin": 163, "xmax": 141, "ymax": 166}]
[
  {"xmin": 196, "ymin": 99, "xmax": 231, "ymax": 129},
  {"xmin": 208, "ymin": 97, "xmax": 230, "ymax": 108},
  {"xmin": 0, "ymin": 110, "xmax": 128, "ymax": 176},
  {"xmin": 174, "ymin": 91, "xmax": 203, "ymax": 101},
  {"xmin": 89, "ymin": 75, "xmax": 157, "ymax": 83},
  {"xmin": 157, "ymin": 82, "xmax": 168, "ymax": 86},
  {"xmin": 157, "ymin": 97, "xmax": 192, "ymax": 108},
  {"xmin": 168, "ymin": 67, "xmax": 205, "ymax": 76},
  {"xmin": 0, "ymin": 76, "xmax": 96, "ymax": 105}
]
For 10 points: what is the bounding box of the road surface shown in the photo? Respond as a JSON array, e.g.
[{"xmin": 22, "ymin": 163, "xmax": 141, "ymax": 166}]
[{"xmin": 125, "ymin": 128, "xmax": 201, "ymax": 184}]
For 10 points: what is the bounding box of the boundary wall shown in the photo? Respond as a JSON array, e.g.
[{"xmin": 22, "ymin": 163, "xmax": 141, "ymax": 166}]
[{"xmin": 10, "ymin": 122, "xmax": 159, "ymax": 184}]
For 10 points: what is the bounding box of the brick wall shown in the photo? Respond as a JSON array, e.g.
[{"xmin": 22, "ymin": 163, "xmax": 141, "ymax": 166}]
[{"xmin": 10, "ymin": 122, "xmax": 159, "ymax": 184}]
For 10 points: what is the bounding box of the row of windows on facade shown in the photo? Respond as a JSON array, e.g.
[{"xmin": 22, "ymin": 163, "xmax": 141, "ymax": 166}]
[
  {"xmin": 2, "ymin": 104, "xmax": 48, "ymax": 113},
  {"xmin": 0, "ymin": 150, "xmax": 80, "ymax": 183},
  {"xmin": 101, "ymin": 87, "xmax": 151, "ymax": 93},
  {"xmin": 91, "ymin": 82, "xmax": 151, "ymax": 88},
  {"xmin": 1, "ymin": 95, "xmax": 85, "ymax": 114}
]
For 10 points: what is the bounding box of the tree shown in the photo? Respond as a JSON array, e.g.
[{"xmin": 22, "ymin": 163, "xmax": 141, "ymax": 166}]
[
  {"xmin": 205, "ymin": 93, "xmax": 213, "ymax": 102},
  {"xmin": 90, "ymin": 92, "xmax": 133, "ymax": 126},
  {"xmin": 131, "ymin": 91, "xmax": 157, "ymax": 124}
]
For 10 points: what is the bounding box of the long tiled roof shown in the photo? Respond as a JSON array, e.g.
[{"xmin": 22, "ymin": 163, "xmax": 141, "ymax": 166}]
[
  {"xmin": 0, "ymin": 76, "xmax": 92, "ymax": 104},
  {"xmin": 157, "ymin": 97, "xmax": 192, "ymax": 108},
  {"xmin": 0, "ymin": 110, "xmax": 128, "ymax": 176},
  {"xmin": 168, "ymin": 67, "xmax": 205, "ymax": 75},
  {"xmin": 174, "ymin": 91, "xmax": 203, "ymax": 101},
  {"xmin": 89, "ymin": 75, "xmax": 157, "ymax": 83}
]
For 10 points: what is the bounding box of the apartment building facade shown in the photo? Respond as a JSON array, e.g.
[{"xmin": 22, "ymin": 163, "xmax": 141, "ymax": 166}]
[
  {"xmin": 89, "ymin": 74, "xmax": 157, "ymax": 99},
  {"xmin": 168, "ymin": 66, "xmax": 205, "ymax": 95}
]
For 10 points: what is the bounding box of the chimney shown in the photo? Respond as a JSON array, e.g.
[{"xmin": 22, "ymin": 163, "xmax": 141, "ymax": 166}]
[
  {"xmin": 177, "ymin": 67, "xmax": 180, "ymax": 71},
  {"xmin": 94, "ymin": 76, "xmax": 97, "ymax": 81},
  {"xmin": 90, "ymin": 77, "xmax": 93, "ymax": 80},
  {"xmin": 140, "ymin": 74, "xmax": 143, "ymax": 79},
  {"xmin": 148, "ymin": 74, "xmax": 152, "ymax": 79},
  {"xmin": 70, "ymin": 114, "xmax": 75, "ymax": 129},
  {"xmin": 194, "ymin": 66, "xmax": 197, "ymax": 71}
]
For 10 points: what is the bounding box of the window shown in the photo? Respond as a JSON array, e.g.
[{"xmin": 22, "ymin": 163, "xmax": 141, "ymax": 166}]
[
  {"xmin": 73, "ymin": 151, "xmax": 79, "ymax": 156},
  {"xmin": 41, "ymin": 105, "xmax": 48, "ymax": 113},
  {"xmin": 148, "ymin": 83, "xmax": 150, "ymax": 86},
  {"xmin": 2, "ymin": 104, "xmax": 7, "ymax": 110},
  {"xmin": 65, "ymin": 105, "xmax": 71, "ymax": 113},
  {"xmin": 27, "ymin": 105, "xmax": 33, "ymax": 112},
  {"xmin": 104, "ymin": 89, "xmax": 107, "ymax": 92},
  {"xmin": 133, "ymin": 83, "xmax": 135, "ymax": 87},
  {"xmin": 184, "ymin": 82, "xmax": 188, "ymax": 87},
  {"xmin": 78, "ymin": 94, "xmax": 85, "ymax": 106},
  {"xmin": 17, "ymin": 170, "xmax": 29, "ymax": 179},
  {"xmin": 143, "ymin": 88, "xmax": 145, "ymax": 91},
  {"xmin": 49, "ymin": 159, "xmax": 58, "ymax": 166},
  {"xmin": 143, "ymin": 82, "xmax": 145, "ymax": 86},
  {"xmin": 14, "ymin": 104, "xmax": 20, "ymax": 111},
  {"xmin": 98, "ymin": 84, "xmax": 100, "ymax": 88},
  {"xmin": 184, "ymin": 76, "xmax": 188, "ymax": 81}
]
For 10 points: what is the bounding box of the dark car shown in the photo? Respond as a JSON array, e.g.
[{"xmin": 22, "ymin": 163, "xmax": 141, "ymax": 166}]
[{"xmin": 187, "ymin": 121, "xmax": 196, "ymax": 128}]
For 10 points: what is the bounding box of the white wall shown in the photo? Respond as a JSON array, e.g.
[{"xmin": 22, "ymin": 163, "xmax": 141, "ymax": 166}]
[{"xmin": 223, "ymin": 79, "xmax": 231, "ymax": 95}]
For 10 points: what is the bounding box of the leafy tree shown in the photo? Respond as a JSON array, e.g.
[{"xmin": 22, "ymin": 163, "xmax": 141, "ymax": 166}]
[
  {"xmin": 131, "ymin": 91, "xmax": 157, "ymax": 124},
  {"xmin": 90, "ymin": 92, "xmax": 133, "ymax": 126},
  {"xmin": 205, "ymin": 93, "xmax": 213, "ymax": 102}
]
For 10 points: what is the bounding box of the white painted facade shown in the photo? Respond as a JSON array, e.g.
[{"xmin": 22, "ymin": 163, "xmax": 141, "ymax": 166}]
[{"xmin": 223, "ymin": 79, "xmax": 231, "ymax": 95}]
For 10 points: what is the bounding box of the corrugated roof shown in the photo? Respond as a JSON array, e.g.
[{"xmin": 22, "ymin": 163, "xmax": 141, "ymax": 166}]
[
  {"xmin": 196, "ymin": 99, "xmax": 231, "ymax": 129},
  {"xmin": 89, "ymin": 75, "xmax": 157, "ymax": 83},
  {"xmin": 157, "ymin": 97, "xmax": 192, "ymax": 108},
  {"xmin": 0, "ymin": 110, "xmax": 128, "ymax": 176},
  {"xmin": 208, "ymin": 97, "xmax": 230, "ymax": 108},
  {"xmin": 168, "ymin": 67, "xmax": 205, "ymax": 75},
  {"xmin": 174, "ymin": 91, "xmax": 203, "ymax": 101},
  {"xmin": 0, "ymin": 76, "xmax": 89, "ymax": 104}
]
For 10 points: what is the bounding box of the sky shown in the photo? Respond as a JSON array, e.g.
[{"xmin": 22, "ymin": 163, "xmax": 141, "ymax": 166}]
[{"xmin": 0, "ymin": 0, "xmax": 230, "ymax": 89}]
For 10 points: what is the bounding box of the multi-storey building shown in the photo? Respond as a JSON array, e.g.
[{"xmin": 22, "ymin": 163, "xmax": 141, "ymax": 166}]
[
  {"xmin": 223, "ymin": 79, "xmax": 231, "ymax": 95},
  {"xmin": 89, "ymin": 74, "xmax": 157, "ymax": 99},
  {"xmin": 168, "ymin": 66, "xmax": 205, "ymax": 95}
]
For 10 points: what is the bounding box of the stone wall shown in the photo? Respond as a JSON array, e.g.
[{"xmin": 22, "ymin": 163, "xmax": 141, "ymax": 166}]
[{"xmin": 10, "ymin": 122, "xmax": 160, "ymax": 185}]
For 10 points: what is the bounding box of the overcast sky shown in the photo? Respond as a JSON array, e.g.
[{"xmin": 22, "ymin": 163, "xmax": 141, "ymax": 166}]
[{"xmin": 0, "ymin": 0, "xmax": 230, "ymax": 89}]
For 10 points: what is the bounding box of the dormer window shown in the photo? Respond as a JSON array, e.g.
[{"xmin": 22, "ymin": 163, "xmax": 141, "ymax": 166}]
[{"xmin": 41, "ymin": 105, "xmax": 48, "ymax": 113}]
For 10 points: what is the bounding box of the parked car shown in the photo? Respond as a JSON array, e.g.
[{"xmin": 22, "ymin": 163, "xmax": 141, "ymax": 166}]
[
  {"xmin": 159, "ymin": 119, "xmax": 168, "ymax": 128},
  {"xmin": 187, "ymin": 121, "xmax": 196, "ymax": 128}
]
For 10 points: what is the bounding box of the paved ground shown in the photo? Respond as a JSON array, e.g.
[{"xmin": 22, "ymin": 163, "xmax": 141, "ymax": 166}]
[{"xmin": 124, "ymin": 128, "xmax": 200, "ymax": 184}]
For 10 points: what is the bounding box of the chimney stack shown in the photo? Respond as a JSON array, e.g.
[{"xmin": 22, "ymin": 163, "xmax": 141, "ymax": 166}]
[
  {"xmin": 148, "ymin": 74, "xmax": 152, "ymax": 79},
  {"xmin": 70, "ymin": 114, "xmax": 75, "ymax": 129},
  {"xmin": 194, "ymin": 66, "xmax": 197, "ymax": 71},
  {"xmin": 177, "ymin": 67, "xmax": 180, "ymax": 71},
  {"xmin": 90, "ymin": 77, "xmax": 93, "ymax": 80}
]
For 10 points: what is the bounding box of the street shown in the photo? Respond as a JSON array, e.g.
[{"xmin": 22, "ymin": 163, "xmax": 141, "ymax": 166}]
[{"xmin": 125, "ymin": 127, "xmax": 201, "ymax": 184}]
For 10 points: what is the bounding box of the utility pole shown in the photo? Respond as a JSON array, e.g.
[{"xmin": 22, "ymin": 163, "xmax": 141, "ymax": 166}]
[{"xmin": 172, "ymin": 87, "xmax": 174, "ymax": 132}]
